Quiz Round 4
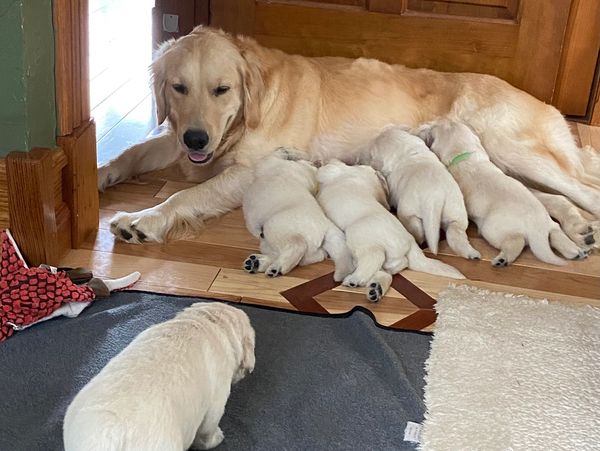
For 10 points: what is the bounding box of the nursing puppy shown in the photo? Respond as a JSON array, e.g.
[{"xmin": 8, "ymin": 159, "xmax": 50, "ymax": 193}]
[
  {"xmin": 362, "ymin": 125, "xmax": 480, "ymax": 259},
  {"xmin": 242, "ymin": 148, "xmax": 353, "ymax": 280},
  {"xmin": 415, "ymin": 119, "xmax": 587, "ymax": 266},
  {"xmin": 63, "ymin": 303, "xmax": 255, "ymax": 451},
  {"xmin": 317, "ymin": 160, "xmax": 464, "ymax": 302}
]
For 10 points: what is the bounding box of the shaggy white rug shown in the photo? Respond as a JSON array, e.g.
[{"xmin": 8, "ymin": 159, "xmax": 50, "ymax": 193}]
[{"xmin": 421, "ymin": 285, "xmax": 600, "ymax": 451}]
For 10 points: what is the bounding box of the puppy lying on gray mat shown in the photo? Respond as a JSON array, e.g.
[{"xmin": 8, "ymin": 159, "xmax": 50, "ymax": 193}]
[
  {"xmin": 242, "ymin": 147, "xmax": 353, "ymax": 281},
  {"xmin": 63, "ymin": 303, "xmax": 255, "ymax": 451},
  {"xmin": 416, "ymin": 118, "xmax": 588, "ymax": 266}
]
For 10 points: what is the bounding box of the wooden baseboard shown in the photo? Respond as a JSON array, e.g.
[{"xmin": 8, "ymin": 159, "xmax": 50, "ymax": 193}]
[
  {"xmin": 6, "ymin": 149, "xmax": 72, "ymax": 266},
  {"xmin": 58, "ymin": 119, "xmax": 99, "ymax": 248}
]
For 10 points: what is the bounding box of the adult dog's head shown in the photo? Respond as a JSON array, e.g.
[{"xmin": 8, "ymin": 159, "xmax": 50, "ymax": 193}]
[{"xmin": 152, "ymin": 26, "xmax": 264, "ymax": 165}]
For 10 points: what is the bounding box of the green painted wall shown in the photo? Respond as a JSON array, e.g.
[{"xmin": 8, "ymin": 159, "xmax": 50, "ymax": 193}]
[{"xmin": 0, "ymin": 0, "xmax": 56, "ymax": 157}]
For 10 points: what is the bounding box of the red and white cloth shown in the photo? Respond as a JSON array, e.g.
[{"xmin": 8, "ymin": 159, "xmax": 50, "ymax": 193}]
[{"xmin": 0, "ymin": 230, "xmax": 96, "ymax": 342}]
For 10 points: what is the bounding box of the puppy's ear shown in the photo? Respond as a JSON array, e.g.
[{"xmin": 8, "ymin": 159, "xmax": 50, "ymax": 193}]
[
  {"xmin": 236, "ymin": 38, "xmax": 265, "ymax": 129},
  {"xmin": 240, "ymin": 327, "xmax": 256, "ymax": 373},
  {"xmin": 412, "ymin": 123, "xmax": 434, "ymax": 147}
]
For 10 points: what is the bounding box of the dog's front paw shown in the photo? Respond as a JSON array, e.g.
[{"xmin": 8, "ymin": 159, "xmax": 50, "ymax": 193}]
[
  {"xmin": 342, "ymin": 273, "xmax": 368, "ymax": 288},
  {"xmin": 110, "ymin": 209, "xmax": 168, "ymax": 244},
  {"xmin": 491, "ymin": 255, "xmax": 508, "ymax": 267}
]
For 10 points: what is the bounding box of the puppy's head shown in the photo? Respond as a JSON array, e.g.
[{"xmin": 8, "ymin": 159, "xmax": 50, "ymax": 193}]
[
  {"xmin": 316, "ymin": 159, "xmax": 348, "ymax": 185},
  {"xmin": 187, "ymin": 303, "xmax": 256, "ymax": 383},
  {"xmin": 152, "ymin": 26, "xmax": 264, "ymax": 166},
  {"xmin": 412, "ymin": 118, "xmax": 485, "ymax": 162}
]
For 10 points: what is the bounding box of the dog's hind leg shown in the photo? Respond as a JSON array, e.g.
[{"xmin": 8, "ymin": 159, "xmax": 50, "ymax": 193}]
[
  {"xmin": 549, "ymin": 228, "xmax": 588, "ymax": 260},
  {"xmin": 322, "ymin": 225, "xmax": 354, "ymax": 281},
  {"xmin": 300, "ymin": 248, "xmax": 328, "ymax": 266},
  {"xmin": 402, "ymin": 215, "xmax": 425, "ymax": 245},
  {"xmin": 192, "ymin": 396, "xmax": 226, "ymax": 450},
  {"xmin": 492, "ymin": 234, "xmax": 525, "ymax": 266},
  {"xmin": 530, "ymin": 189, "xmax": 596, "ymax": 248},
  {"xmin": 365, "ymin": 270, "xmax": 393, "ymax": 303},
  {"xmin": 445, "ymin": 221, "xmax": 481, "ymax": 260},
  {"xmin": 343, "ymin": 247, "xmax": 386, "ymax": 288},
  {"xmin": 265, "ymin": 235, "xmax": 307, "ymax": 277}
]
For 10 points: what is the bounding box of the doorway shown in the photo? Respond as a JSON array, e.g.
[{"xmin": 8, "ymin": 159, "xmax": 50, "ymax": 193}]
[{"xmin": 89, "ymin": 0, "xmax": 155, "ymax": 166}]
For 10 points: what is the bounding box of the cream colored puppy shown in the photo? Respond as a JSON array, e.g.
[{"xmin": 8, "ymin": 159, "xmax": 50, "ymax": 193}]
[
  {"xmin": 63, "ymin": 303, "xmax": 255, "ymax": 451},
  {"xmin": 242, "ymin": 148, "xmax": 353, "ymax": 280},
  {"xmin": 317, "ymin": 160, "xmax": 464, "ymax": 302},
  {"xmin": 362, "ymin": 125, "xmax": 480, "ymax": 259},
  {"xmin": 415, "ymin": 119, "xmax": 588, "ymax": 266}
]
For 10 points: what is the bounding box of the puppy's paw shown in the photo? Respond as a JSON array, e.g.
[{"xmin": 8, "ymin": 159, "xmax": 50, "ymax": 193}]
[
  {"xmin": 265, "ymin": 265, "xmax": 283, "ymax": 278},
  {"xmin": 562, "ymin": 218, "xmax": 597, "ymax": 249},
  {"xmin": 243, "ymin": 255, "xmax": 260, "ymax": 273},
  {"xmin": 110, "ymin": 209, "xmax": 168, "ymax": 244},
  {"xmin": 492, "ymin": 256, "xmax": 508, "ymax": 267},
  {"xmin": 342, "ymin": 274, "xmax": 367, "ymax": 288},
  {"xmin": 572, "ymin": 248, "xmax": 590, "ymax": 260},
  {"xmin": 367, "ymin": 282, "xmax": 384, "ymax": 303},
  {"xmin": 191, "ymin": 427, "xmax": 224, "ymax": 450}
]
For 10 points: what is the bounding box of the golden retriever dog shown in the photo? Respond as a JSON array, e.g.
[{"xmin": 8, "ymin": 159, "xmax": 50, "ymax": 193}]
[
  {"xmin": 99, "ymin": 26, "xmax": 600, "ymax": 244},
  {"xmin": 63, "ymin": 302, "xmax": 255, "ymax": 451}
]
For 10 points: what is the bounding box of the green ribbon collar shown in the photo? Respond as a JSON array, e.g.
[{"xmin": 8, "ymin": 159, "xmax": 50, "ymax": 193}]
[{"xmin": 448, "ymin": 151, "xmax": 474, "ymax": 167}]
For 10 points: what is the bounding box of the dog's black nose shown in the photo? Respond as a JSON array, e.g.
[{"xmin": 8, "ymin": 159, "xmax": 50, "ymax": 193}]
[{"xmin": 183, "ymin": 129, "xmax": 209, "ymax": 150}]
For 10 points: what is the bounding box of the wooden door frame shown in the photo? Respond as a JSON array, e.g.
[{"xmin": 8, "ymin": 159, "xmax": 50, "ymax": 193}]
[{"xmin": 5, "ymin": 0, "xmax": 99, "ymax": 266}]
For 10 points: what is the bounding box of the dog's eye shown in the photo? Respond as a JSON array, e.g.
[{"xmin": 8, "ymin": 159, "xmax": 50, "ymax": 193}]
[
  {"xmin": 213, "ymin": 85, "xmax": 230, "ymax": 97},
  {"xmin": 172, "ymin": 84, "xmax": 188, "ymax": 95}
]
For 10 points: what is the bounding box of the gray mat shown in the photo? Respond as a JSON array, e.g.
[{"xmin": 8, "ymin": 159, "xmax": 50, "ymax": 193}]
[{"xmin": 0, "ymin": 291, "xmax": 431, "ymax": 451}]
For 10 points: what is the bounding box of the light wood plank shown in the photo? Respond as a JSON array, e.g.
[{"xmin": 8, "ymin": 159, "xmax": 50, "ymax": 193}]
[{"xmin": 59, "ymin": 249, "xmax": 221, "ymax": 294}]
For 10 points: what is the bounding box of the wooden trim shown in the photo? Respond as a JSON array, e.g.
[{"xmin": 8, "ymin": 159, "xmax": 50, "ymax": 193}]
[
  {"xmin": 53, "ymin": 0, "xmax": 91, "ymax": 137},
  {"xmin": 0, "ymin": 160, "xmax": 8, "ymax": 229},
  {"xmin": 57, "ymin": 120, "xmax": 100, "ymax": 248},
  {"xmin": 554, "ymin": 0, "xmax": 600, "ymax": 116},
  {"xmin": 6, "ymin": 149, "xmax": 72, "ymax": 266}
]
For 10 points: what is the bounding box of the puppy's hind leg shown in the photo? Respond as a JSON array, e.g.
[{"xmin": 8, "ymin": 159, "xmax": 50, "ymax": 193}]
[
  {"xmin": 445, "ymin": 221, "xmax": 481, "ymax": 260},
  {"xmin": 322, "ymin": 225, "xmax": 354, "ymax": 281},
  {"xmin": 366, "ymin": 270, "xmax": 393, "ymax": 303},
  {"xmin": 492, "ymin": 234, "xmax": 525, "ymax": 267},
  {"xmin": 265, "ymin": 235, "xmax": 307, "ymax": 277},
  {"xmin": 402, "ymin": 215, "xmax": 425, "ymax": 245},
  {"xmin": 300, "ymin": 248, "xmax": 328, "ymax": 266},
  {"xmin": 549, "ymin": 228, "xmax": 588, "ymax": 260},
  {"xmin": 191, "ymin": 399, "xmax": 226, "ymax": 450},
  {"xmin": 343, "ymin": 247, "xmax": 386, "ymax": 288}
]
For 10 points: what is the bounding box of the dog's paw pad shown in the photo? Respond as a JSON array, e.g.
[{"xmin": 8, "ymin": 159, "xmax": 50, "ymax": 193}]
[
  {"xmin": 573, "ymin": 249, "xmax": 589, "ymax": 260},
  {"xmin": 119, "ymin": 229, "xmax": 133, "ymax": 241},
  {"xmin": 492, "ymin": 257, "xmax": 507, "ymax": 267},
  {"xmin": 367, "ymin": 282, "xmax": 383, "ymax": 303},
  {"xmin": 243, "ymin": 256, "xmax": 260, "ymax": 273},
  {"xmin": 266, "ymin": 268, "xmax": 282, "ymax": 278}
]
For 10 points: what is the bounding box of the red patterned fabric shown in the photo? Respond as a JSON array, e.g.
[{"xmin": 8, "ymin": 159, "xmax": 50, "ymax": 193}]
[{"xmin": 0, "ymin": 230, "xmax": 95, "ymax": 342}]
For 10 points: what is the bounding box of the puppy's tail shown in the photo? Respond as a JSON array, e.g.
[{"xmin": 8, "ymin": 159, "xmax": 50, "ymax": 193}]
[
  {"xmin": 422, "ymin": 198, "xmax": 443, "ymax": 255},
  {"xmin": 407, "ymin": 243, "xmax": 465, "ymax": 279},
  {"xmin": 527, "ymin": 230, "xmax": 566, "ymax": 266}
]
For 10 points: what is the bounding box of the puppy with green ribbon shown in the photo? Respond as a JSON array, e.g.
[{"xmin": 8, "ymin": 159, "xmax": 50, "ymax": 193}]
[{"xmin": 415, "ymin": 119, "xmax": 589, "ymax": 266}]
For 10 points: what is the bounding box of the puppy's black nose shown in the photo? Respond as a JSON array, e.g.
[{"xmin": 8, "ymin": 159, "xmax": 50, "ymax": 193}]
[{"xmin": 183, "ymin": 129, "xmax": 209, "ymax": 150}]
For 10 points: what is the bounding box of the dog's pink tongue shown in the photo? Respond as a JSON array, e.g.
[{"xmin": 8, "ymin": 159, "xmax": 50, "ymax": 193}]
[{"xmin": 188, "ymin": 151, "xmax": 210, "ymax": 163}]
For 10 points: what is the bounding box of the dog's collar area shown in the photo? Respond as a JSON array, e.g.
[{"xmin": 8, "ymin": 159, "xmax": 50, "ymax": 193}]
[{"xmin": 448, "ymin": 151, "xmax": 474, "ymax": 167}]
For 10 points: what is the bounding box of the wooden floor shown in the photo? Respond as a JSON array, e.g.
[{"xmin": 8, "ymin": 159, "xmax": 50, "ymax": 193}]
[{"xmin": 59, "ymin": 124, "xmax": 600, "ymax": 332}]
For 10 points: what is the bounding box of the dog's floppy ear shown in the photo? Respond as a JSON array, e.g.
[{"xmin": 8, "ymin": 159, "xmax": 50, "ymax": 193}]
[
  {"xmin": 151, "ymin": 39, "xmax": 176, "ymax": 125},
  {"xmin": 240, "ymin": 327, "xmax": 256, "ymax": 373},
  {"xmin": 412, "ymin": 123, "xmax": 434, "ymax": 148},
  {"xmin": 236, "ymin": 38, "xmax": 265, "ymax": 129}
]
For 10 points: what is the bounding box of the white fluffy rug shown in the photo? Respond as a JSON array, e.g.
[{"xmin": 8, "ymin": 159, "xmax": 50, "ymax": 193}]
[{"xmin": 421, "ymin": 285, "xmax": 600, "ymax": 451}]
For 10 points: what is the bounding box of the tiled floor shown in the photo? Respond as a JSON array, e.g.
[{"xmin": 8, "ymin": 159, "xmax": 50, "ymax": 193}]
[
  {"xmin": 59, "ymin": 123, "xmax": 600, "ymax": 332},
  {"xmin": 89, "ymin": 0, "xmax": 156, "ymax": 166}
]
